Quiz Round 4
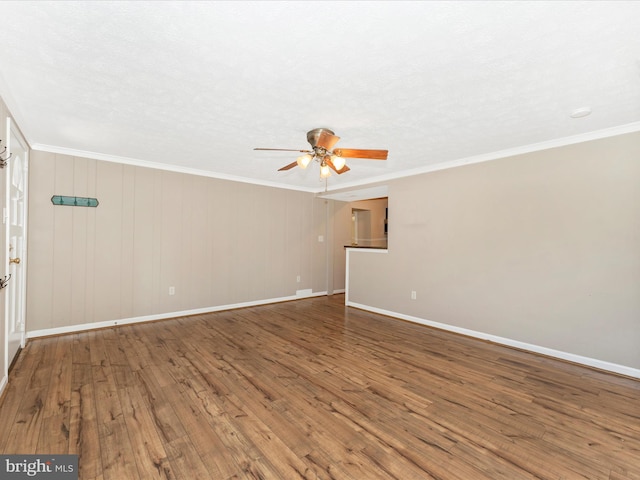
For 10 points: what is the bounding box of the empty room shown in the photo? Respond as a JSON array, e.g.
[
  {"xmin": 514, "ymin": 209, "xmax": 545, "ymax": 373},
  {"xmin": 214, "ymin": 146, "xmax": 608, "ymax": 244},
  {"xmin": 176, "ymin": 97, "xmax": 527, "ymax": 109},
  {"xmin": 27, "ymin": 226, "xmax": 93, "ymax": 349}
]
[{"xmin": 0, "ymin": 2, "xmax": 638, "ymax": 479}]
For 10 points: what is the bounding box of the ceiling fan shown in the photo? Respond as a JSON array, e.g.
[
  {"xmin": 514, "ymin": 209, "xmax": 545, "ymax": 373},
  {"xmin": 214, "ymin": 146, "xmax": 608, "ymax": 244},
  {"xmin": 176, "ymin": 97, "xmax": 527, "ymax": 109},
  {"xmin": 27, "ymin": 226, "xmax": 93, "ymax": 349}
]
[{"xmin": 254, "ymin": 128, "xmax": 388, "ymax": 178}]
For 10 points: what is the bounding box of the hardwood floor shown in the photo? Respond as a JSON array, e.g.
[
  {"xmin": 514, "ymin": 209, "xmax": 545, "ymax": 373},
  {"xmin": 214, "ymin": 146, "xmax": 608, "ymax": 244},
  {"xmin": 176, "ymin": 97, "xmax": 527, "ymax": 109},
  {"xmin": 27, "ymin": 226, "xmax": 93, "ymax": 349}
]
[{"xmin": 1, "ymin": 295, "xmax": 639, "ymax": 479}]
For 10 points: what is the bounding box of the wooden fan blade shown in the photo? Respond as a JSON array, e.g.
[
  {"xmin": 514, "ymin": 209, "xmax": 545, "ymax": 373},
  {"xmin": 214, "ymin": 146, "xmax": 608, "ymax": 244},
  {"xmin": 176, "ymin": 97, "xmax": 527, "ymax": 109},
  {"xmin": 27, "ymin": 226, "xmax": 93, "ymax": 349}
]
[
  {"xmin": 316, "ymin": 131, "xmax": 341, "ymax": 150},
  {"xmin": 255, "ymin": 148, "xmax": 311, "ymax": 153},
  {"xmin": 333, "ymin": 148, "xmax": 388, "ymax": 160},
  {"xmin": 278, "ymin": 161, "xmax": 298, "ymax": 171},
  {"xmin": 325, "ymin": 158, "xmax": 350, "ymax": 175}
]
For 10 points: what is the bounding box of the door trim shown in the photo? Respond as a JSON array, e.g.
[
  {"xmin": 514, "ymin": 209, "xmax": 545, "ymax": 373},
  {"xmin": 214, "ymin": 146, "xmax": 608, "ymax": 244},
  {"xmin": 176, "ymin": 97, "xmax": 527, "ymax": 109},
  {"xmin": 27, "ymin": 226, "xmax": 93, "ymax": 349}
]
[{"xmin": 4, "ymin": 116, "xmax": 28, "ymax": 377}]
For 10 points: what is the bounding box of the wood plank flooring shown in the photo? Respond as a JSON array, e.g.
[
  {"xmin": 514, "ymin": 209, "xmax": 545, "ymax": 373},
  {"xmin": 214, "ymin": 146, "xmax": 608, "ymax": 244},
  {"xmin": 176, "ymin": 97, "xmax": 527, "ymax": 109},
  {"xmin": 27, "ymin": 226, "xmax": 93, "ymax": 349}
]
[{"xmin": 1, "ymin": 295, "xmax": 639, "ymax": 479}]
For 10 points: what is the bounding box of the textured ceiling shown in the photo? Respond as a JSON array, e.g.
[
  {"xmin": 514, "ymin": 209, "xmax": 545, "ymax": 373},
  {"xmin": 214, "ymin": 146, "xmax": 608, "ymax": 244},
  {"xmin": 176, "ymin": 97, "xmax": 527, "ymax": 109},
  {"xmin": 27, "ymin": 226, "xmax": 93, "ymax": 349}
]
[{"xmin": 0, "ymin": 1, "xmax": 639, "ymax": 195}]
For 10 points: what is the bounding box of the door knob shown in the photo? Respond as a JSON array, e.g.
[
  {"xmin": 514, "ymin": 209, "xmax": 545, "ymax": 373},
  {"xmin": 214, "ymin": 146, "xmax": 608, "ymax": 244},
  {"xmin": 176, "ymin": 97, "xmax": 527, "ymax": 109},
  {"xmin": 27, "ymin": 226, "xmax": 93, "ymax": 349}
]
[{"xmin": 9, "ymin": 257, "xmax": 20, "ymax": 264}]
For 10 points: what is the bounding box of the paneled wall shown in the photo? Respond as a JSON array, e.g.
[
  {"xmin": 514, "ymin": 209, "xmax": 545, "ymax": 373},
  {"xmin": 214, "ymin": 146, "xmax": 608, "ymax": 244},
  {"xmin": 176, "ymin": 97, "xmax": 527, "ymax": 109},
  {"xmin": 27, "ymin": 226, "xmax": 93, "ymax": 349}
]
[
  {"xmin": 348, "ymin": 131, "xmax": 640, "ymax": 371},
  {"xmin": 27, "ymin": 152, "xmax": 330, "ymax": 332}
]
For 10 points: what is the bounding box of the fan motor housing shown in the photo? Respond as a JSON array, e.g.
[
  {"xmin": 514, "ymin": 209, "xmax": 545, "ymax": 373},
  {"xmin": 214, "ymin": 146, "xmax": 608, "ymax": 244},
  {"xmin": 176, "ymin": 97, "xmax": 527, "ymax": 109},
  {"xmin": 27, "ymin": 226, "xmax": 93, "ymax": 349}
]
[{"xmin": 306, "ymin": 128, "xmax": 334, "ymax": 148}]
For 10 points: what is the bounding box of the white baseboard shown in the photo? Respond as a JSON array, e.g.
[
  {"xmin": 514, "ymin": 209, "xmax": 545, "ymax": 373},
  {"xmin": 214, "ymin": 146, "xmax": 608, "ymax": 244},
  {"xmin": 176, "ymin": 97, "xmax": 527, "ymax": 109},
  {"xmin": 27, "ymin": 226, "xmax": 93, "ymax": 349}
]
[
  {"xmin": 27, "ymin": 291, "xmax": 328, "ymax": 339},
  {"xmin": 347, "ymin": 301, "xmax": 640, "ymax": 379},
  {"xmin": 0, "ymin": 374, "xmax": 7, "ymax": 399}
]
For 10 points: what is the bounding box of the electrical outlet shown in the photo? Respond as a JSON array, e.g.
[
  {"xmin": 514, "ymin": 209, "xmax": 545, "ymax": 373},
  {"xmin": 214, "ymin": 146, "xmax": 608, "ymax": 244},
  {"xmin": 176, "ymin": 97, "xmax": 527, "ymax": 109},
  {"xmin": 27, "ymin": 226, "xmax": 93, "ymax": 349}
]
[
  {"xmin": 318, "ymin": 235, "xmax": 324, "ymax": 242},
  {"xmin": 169, "ymin": 286, "xmax": 175, "ymax": 295},
  {"xmin": 411, "ymin": 290, "xmax": 417, "ymax": 300},
  {"xmin": 296, "ymin": 275, "xmax": 301, "ymax": 283}
]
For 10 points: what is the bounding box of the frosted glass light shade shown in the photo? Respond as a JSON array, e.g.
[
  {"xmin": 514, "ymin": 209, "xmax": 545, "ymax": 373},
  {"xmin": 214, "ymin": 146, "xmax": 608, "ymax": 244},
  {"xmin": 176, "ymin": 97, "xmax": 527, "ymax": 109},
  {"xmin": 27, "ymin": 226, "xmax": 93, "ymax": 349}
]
[
  {"xmin": 320, "ymin": 163, "xmax": 331, "ymax": 178},
  {"xmin": 297, "ymin": 154, "xmax": 312, "ymax": 169},
  {"xmin": 331, "ymin": 155, "xmax": 346, "ymax": 170}
]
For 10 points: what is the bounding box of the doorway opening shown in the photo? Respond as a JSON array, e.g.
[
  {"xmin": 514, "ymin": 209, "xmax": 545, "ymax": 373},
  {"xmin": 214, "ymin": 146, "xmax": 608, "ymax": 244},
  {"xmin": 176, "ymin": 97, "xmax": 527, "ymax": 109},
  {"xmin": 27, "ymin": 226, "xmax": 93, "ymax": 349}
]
[
  {"xmin": 350, "ymin": 197, "xmax": 388, "ymax": 248},
  {"xmin": 351, "ymin": 209, "xmax": 371, "ymax": 246}
]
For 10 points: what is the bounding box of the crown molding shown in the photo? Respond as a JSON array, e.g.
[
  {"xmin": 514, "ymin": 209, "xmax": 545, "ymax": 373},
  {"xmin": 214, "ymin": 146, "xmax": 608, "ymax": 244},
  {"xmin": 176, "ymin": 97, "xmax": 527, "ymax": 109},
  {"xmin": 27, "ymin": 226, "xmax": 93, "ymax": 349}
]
[
  {"xmin": 31, "ymin": 121, "xmax": 640, "ymax": 196},
  {"xmin": 29, "ymin": 143, "xmax": 319, "ymax": 193},
  {"xmin": 322, "ymin": 121, "xmax": 640, "ymax": 192}
]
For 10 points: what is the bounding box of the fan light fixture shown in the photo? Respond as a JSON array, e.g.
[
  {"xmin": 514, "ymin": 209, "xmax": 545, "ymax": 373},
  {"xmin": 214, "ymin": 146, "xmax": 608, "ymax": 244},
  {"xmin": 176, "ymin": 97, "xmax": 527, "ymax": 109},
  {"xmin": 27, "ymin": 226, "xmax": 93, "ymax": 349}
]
[
  {"xmin": 297, "ymin": 152, "xmax": 343, "ymax": 179},
  {"xmin": 331, "ymin": 155, "xmax": 346, "ymax": 171},
  {"xmin": 296, "ymin": 153, "xmax": 312, "ymax": 169},
  {"xmin": 254, "ymin": 127, "xmax": 388, "ymax": 181},
  {"xmin": 296, "ymin": 152, "xmax": 344, "ymax": 176},
  {"xmin": 319, "ymin": 161, "xmax": 332, "ymax": 178}
]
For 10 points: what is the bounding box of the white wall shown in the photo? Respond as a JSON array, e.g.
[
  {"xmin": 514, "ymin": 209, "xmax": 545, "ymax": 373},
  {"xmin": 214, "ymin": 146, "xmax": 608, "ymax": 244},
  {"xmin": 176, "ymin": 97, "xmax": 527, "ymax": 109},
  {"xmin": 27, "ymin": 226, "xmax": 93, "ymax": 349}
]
[{"xmin": 348, "ymin": 131, "xmax": 640, "ymax": 374}]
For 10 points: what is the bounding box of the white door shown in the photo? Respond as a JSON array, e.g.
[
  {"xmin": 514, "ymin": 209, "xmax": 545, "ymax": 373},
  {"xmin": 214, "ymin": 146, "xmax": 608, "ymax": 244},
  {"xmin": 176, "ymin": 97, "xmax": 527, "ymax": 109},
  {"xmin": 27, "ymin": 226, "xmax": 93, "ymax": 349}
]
[{"xmin": 5, "ymin": 118, "xmax": 28, "ymax": 369}]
